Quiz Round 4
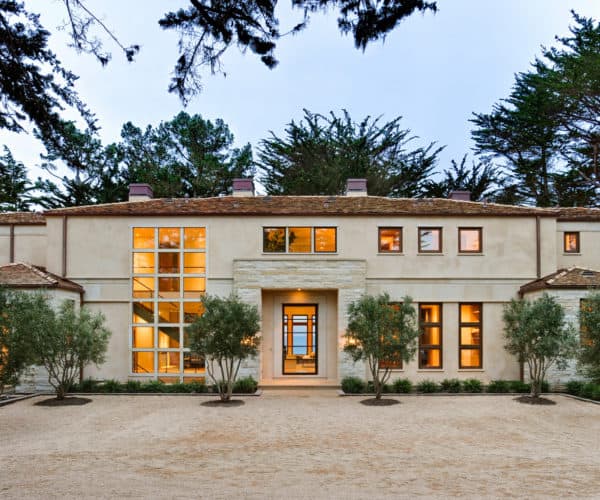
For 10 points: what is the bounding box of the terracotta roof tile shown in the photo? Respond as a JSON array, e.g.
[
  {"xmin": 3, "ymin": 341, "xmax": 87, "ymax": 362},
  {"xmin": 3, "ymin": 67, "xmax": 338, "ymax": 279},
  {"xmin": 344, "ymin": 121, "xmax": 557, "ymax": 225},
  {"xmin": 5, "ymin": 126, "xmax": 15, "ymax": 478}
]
[
  {"xmin": 44, "ymin": 196, "xmax": 559, "ymax": 217},
  {"xmin": 0, "ymin": 263, "xmax": 83, "ymax": 293},
  {"xmin": 0, "ymin": 212, "xmax": 45, "ymax": 225},
  {"xmin": 520, "ymin": 267, "xmax": 600, "ymax": 295},
  {"xmin": 556, "ymin": 207, "xmax": 600, "ymax": 221}
]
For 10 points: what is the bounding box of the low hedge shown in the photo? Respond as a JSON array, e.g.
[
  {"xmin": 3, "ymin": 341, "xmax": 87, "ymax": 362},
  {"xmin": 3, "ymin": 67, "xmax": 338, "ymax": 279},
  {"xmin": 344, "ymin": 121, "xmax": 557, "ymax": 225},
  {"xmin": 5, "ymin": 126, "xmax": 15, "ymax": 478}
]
[
  {"xmin": 71, "ymin": 377, "xmax": 259, "ymax": 394},
  {"xmin": 565, "ymin": 380, "xmax": 600, "ymax": 401}
]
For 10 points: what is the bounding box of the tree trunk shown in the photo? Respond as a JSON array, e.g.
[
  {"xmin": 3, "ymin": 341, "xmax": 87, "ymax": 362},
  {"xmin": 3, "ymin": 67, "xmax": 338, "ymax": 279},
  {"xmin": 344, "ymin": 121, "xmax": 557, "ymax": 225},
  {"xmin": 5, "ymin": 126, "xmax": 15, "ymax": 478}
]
[{"xmin": 56, "ymin": 385, "xmax": 66, "ymax": 400}]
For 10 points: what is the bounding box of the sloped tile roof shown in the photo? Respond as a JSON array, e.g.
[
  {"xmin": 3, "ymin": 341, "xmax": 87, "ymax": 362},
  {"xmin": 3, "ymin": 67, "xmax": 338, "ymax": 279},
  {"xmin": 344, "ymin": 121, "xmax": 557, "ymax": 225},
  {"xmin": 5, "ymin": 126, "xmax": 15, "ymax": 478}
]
[
  {"xmin": 44, "ymin": 196, "xmax": 560, "ymax": 217},
  {"xmin": 0, "ymin": 212, "xmax": 45, "ymax": 225},
  {"xmin": 520, "ymin": 267, "xmax": 600, "ymax": 295},
  {"xmin": 556, "ymin": 207, "xmax": 600, "ymax": 221},
  {"xmin": 0, "ymin": 263, "xmax": 83, "ymax": 293}
]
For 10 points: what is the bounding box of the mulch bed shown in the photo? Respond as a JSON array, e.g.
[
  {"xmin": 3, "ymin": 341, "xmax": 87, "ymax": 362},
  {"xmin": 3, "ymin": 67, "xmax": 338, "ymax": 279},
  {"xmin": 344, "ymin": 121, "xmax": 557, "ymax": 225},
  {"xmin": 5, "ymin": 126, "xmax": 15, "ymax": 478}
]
[
  {"xmin": 201, "ymin": 399, "xmax": 245, "ymax": 407},
  {"xmin": 514, "ymin": 395, "xmax": 556, "ymax": 406},
  {"xmin": 35, "ymin": 397, "xmax": 92, "ymax": 407},
  {"xmin": 360, "ymin": 398, "xmax": 400, "ymax": 406}
]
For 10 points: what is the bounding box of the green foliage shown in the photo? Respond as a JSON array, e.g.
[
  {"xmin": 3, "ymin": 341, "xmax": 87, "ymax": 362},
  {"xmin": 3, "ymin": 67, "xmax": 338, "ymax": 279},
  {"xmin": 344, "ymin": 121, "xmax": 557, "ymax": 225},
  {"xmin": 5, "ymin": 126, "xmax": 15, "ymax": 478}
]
[
  {"xmin": 565, "ymin": 380, "xmax": 585, "ymax": 396},
  {"xmin": 503, "ymin": 293, "xmax": 578, "ymax": 398},
  {"xmin": 341, "ymin": 376, "xmax": 366, "ymax": 394},
  {"xmin": 440, "ymin": 378, "xmax": 462, "ymax": 393},
  {"xmin": 392, "ymin": 378, "xmax": 413, "ymax": 394},
  {"xmin": 78, "ymin": 377, "xmax": 99, "ymax": 392},
  {"xmin": 125, "ymin": 380, "xmax": 143, "ymax": 393},
  {"xmin": 486, "ymin": 380, "xmax": 510, "ymax": 393},
  {"xmin": 0, "ymin": 146, "xmax": 34, "ymax": 211},
  {"xmin": 508, "ymin": 380, "xmax": 531, "ymax": 394},
  {"xmin": 187, "ymin": 294, "xmax": 260, "ymax": 401},
  {"xmin": 29, "ymin": 299, "xmax": 111, "ymax": 400},
  {"xmin": 344, "ymin": 293, "xmax": 419, "ymax": 400},
  {"xmin": 580, "ymin": 382, "xmax": 600, "ymax": 401},
  {"xmin": 579, "ymin": 292, "xmax": 600, "ymax": 383},
  {"xmin": 138, "ymin": 380, "xmax": 167, "ymax": 393},
  {"xmin": 416, "ymin": 379, "xmax": 438, "ymax": 393},
  {"xmin": 0, "ymin": 289, "xmax": 48, "ymax": 394},
  {"xmin": 232, "ymin": 376, "xmax": 258, "ymax": 394},
  {"xmin": 462, "ymin": 378, "xmax": 483, "ymax": 393},
  {"xmin": 258, "ymin": 109, "xmax": 442, "ymax": 197},
  {"xmin": 100, "ymin": 379, "xmax": 123, "ymax": 393}
]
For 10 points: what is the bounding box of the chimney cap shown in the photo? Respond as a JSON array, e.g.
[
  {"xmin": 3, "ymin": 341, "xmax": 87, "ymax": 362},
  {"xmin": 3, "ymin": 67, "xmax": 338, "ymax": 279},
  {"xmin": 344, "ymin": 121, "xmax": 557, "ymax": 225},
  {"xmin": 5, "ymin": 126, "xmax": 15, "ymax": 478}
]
[
  {"xmin": 232, "ymin": 178, "xmax": 255, "ymax": 197},
  {"xmin": 128, "ymin": 183, "xmax": 153, "ymax": 201},
  {"xmin": 346, "ymin": 178, "xmax": 367, "ymax": 196},
  {"xmin": 449, "ymin": 190, "xmax": 471, "ymax": 201}
]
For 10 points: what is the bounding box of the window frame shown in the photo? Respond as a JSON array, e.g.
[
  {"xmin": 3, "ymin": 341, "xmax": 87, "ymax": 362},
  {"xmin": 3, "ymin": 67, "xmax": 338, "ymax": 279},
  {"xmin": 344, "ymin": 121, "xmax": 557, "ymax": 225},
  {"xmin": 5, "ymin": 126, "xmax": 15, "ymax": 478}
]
[
  {"xmin": 458, "ymin": 302, "xmax": 483, "ymax": 369},
  {"xmin": 564, "ymin": 231, "xmax": 580, "ymax": 254},
  {"xmin": 262, "ymin": 226, "xmax": 338, "ymax": 254},
  {"xmin": 313, "ymin": 227, "xmax": 337, "ymax": 253},
  {"xmin": 378, "ymin": 227, "xmax": 403, "ymax": 254},
  {"xmin": 458, "ymin": 227, "xmax": 483, "ymax": 254},
  {"xmin": 418, "ymin": 227, "xmax": 443, "ymax": 254},
  {"xmin": 418, "ymin": 303, "xmax": 443, "ymax": 369}
]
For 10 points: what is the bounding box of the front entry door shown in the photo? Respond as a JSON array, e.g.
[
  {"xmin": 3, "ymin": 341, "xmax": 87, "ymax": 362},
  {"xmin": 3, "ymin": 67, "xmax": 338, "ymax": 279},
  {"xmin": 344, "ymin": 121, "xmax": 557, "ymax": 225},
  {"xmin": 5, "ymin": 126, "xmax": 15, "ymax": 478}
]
[{"xmin": 282, "ymin": 304, "xmax": 318, "ymax": 375}]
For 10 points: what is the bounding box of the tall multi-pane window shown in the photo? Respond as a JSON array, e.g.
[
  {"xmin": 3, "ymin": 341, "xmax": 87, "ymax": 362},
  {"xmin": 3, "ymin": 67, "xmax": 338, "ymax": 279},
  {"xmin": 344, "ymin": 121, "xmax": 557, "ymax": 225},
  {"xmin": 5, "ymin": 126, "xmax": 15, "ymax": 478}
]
[
  {"xmin": 131, "ymin": 227, "xmax": 206, "ymax": 382},
  {"xmin": 419, "ymin": 304, "xmax": 442, "ymax": 368},
  {"xmin": 459, "ymin": 303, "xmax": 482, "ymax": 368}
]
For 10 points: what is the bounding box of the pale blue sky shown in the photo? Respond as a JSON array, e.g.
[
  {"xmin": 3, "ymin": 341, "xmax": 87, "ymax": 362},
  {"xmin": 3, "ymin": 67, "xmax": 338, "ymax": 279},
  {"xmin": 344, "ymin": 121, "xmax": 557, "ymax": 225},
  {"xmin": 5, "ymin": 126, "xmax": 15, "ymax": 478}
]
[{"xmin": 3, "ymin": 0, "xmax": 600, "ymax": 185}]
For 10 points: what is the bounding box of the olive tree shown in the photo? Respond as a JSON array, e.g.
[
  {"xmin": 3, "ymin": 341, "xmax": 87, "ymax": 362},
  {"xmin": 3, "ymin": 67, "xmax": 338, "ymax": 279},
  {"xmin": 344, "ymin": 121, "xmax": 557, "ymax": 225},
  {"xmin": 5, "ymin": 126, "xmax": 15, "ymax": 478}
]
[
  {"xmin": 343, "ymin": 293, "xmax": 419, "ymax": 400},
  {"xmin": 503, "ymin": 293, "xmax": 578, "ymax": 399},
  {"xmin": 579, "ymin": 292, "xmax": 600, "ymax": 382},
  {"xmin": 30, "ymin": 300, "xmax": 111, "ymax": 400},
  {"xmin": 186, "ymin": 294, "xmax": 260, "ymax": 402}
]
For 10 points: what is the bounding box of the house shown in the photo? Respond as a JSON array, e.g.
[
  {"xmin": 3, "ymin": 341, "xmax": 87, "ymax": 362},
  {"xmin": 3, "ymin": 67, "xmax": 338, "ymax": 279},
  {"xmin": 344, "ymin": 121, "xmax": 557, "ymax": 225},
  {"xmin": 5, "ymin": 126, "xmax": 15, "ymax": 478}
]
[{"xmin": 1, "ymin": 179, "xmax": 599, "ymax": 388}]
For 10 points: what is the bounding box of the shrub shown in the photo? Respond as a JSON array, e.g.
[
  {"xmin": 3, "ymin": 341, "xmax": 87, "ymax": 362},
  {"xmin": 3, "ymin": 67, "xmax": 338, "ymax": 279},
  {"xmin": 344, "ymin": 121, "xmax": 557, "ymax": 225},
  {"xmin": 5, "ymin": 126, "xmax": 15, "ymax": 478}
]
[
  {"xmin": 487, "ymin": 380, "xmax": 510, "ymax": 393},
  {"xmin": 565, "ymin": 380, "xmax": 585, "ymax": 396},
  {"xmin": 382, "ymin": 383, "xmax": 393, "ymax": 393},
  {"xmin": 125, "ymin": 380, "xmax": 143, "ymax": 393},
  {"xmin": 74, "ymin": 377, "xmax": 99, "ymax": 393},
  {"xmin": 341, "ymin": 376, "xmax": 366, "ymax": 394},
  {"xmin": 139, "ymin": 380, "xmax": 167, "ymax": 393},
  {"xmin": 233, "ymin": 376, "xmax": 258, "ymax": 393},
  {"xmin": 416, "ymin": 379, "xmax": 438, "ymax": 393},
  {"xmin": 440, "ymin": 378, "xmax": 462, "ymax": 393},
  {"xmin": 509, "ymin": 380, "xmax": 530, "ymax": 393},
  {"xmin": 462, "ymin": 378, "xmax": 483, "ymax": 393},
  {"xmin": 187, "ymin": 380, "xmax": 208, "ymax": 393},
  {"xmin": 580, "ymin": 382, "xmax": 600, "ymax": 400},
  {"xmin": 392, "ymin": 378, "xmax": 413, "ymax": 394},
  {"xmin": 100, "ymin": 379, "xmax": 123, "ymax": 393}
]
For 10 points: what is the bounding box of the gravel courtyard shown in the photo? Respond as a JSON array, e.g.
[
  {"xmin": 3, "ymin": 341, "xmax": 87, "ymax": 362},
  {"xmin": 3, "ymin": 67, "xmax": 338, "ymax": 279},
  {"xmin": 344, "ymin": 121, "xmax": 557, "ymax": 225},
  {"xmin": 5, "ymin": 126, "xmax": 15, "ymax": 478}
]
[{"xmin": 1, "ymin": 391, "xmax": 599, "ymax": 499}]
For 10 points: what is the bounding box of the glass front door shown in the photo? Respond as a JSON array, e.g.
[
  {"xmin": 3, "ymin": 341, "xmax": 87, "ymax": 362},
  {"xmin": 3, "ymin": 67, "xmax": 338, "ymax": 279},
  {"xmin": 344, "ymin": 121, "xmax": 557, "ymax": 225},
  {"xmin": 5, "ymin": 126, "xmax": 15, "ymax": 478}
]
[{"xmin": 282, "ymin": 304, "xmax": 318, "ymax": 375}]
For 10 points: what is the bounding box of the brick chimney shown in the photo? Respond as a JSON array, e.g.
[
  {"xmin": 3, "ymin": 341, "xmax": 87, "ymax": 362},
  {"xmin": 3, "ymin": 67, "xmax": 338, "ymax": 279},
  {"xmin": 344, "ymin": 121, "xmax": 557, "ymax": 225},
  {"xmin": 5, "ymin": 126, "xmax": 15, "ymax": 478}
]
[
  {"xmin": 128, "ymin": 184, "xmax": 153, "ymax": 202},
  {"xmin": 449, "ymin": 190, "xmax": 471, "ymax": 201},
  {"xmin": 232, "ymin": 178, "xmax": 255, "ymax": 197},
  {"xmin": 346, "ymin": 178, "xmax": 367, "ymax": 197}
]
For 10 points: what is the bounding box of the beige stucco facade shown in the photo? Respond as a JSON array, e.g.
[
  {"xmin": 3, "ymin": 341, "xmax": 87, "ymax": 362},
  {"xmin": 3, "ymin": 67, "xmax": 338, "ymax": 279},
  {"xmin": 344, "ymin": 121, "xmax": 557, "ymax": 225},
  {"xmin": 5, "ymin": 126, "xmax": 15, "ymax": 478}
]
[{"xmin": 3, "ymin": 194, "xmax": 600, "ymax": 387}]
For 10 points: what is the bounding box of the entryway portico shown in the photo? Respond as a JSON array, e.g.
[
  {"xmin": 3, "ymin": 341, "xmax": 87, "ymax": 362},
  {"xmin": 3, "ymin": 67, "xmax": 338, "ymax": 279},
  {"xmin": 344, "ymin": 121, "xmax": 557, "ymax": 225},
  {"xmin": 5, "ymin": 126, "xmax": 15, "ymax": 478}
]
[{"xmin": 233, "ymin": 259, "xmax": 367, "ymax": 385}]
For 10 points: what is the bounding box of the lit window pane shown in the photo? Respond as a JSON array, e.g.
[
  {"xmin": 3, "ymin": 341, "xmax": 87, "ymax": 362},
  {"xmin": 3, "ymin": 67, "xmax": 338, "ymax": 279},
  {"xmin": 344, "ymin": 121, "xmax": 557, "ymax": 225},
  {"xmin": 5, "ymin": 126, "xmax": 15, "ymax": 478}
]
[
  {"xmin": 158, "ymin": 326, "xmax": 180, "ymax": 348},
  {"xmin": 133, "ymin": 326, "xmax": 154, "ymax": 348},
  {"xmin": 314, "ymin": 228, "xmax": 336, "ymax": 253},
  {"xmin": 564, "ymin": 232, "xmax": 579, "ymax": 253},
  {"xmin": 133, "ymin": 277, "xmax": 155, "ymax": 298},
  {"xmin": 420, "ymin": 348, "xmax": 441, "ymax": 368},
  {"xmin": 419, "ymin": 228, "xmax": 441, "ymax": 252},
  {"xmin": 133, "ymin": 228, "xmax": 154, "ymax": 249},
  {"xmin": 158, "ymin": 351, "xmax": 180, "ymax": 373},
  {"xmin": 460, "ymin": 349, "xmax": 480, "ymax": 368},
  {"xmin": 158, "ymin": 253, "xmax": 179, "ymax": 273},
  {"xmin": 184, "ymin": 353, "xmax": 205, "ymax": 373},
  {"xmin": 158, "ymin": 277, "xmax": 180, "ymax": 298},
  {"xmin": 133, "ymin": 302, "xmax": 154, "ymax": 323},
  {"xmin": 460, "ymin": 304, "xmax": 481, "ymax": 323},
  {"xmin": 159, "ymin": 228, "xmax": 180, "ymax": 249},
  {"xmin": 263, "ymin": 227, "xmax": 286, "ymax": 252},
  {"xmin": 289, "ymin": 227, "xmax": 311, "ymax": 253},
  {"xmin": 158, "ymin": 302, "xmax": 180, "ymax": 323},
  {"xmin": 460, "ymin": 327, "xmax": 481, "ymax": 346},
  {"xmin": 183, "ymin": 302, "xmax": 204, "ymax": 323},
  {"xmin": 184, "ymin": 253, "xmax": 205, "ymax": 274},
  {"xmin": 421, "ymin": 326, "xmax": 441, "ymax": 345},
  {"xmin": 379, "ymin": 228, "xmax": 402, "ymax": 252},
  {"xmin": 184, "ymin": 277, "xmax": 205, "ymax": 298},
  {"xmin": 459, "ymin": 228, "xmax": 481, "ymax": 252},
  {"xmin": 133, "ymin": 252, "xmax": 155, "ymax": 274},
  {"xmin": 132, "ymin": 352, "xmax": 154, "ymax": 373},
  {"xmin": 184, "ymin": 228, "xmax": 206, "ymax": 249},
  {"xmin": 420, "ymin": 304, "xmax": 441, "ymax": 323}
]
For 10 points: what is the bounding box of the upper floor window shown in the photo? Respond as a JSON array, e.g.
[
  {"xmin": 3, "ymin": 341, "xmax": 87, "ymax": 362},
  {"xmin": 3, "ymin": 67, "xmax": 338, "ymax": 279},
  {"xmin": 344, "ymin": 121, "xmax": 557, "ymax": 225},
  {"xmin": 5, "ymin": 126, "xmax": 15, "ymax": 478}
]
[
  {"xmin": 263, "ymin": 227, "xmax": 337, "ymax": 253},
  {"xmin": 459, "ymin": 227, "xmax": 482, "ymax": 253},
  {"xmin": 418, "ymin": 227, "xmax": 442, "ymax": 253},
  {"xmin": 564, "ymin": 232, "xmax": 580, "ymax": 253},
  {"xmin": 378, "ymin": 227, "xmax": 402, "ymax": 253}
]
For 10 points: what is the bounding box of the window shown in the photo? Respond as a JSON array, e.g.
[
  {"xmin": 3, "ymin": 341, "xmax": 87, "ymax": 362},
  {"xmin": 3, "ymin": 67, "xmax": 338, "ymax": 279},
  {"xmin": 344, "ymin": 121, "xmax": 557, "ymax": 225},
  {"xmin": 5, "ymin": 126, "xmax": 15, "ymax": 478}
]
[
  {"xmin": 418, "ymin": 227, "xmax": 442, "ymax": 253},
  {"xmin": 580, "ymin": 299, "xmax": 593, "ymax": 347},
  {"xmin": 378, "ymin": 227, "xmax": 402, "ymax": 253},
  {"xmin": 419, "ymin": 304, "xmax": 442, "ymax": 368},
  {"xmin": 263, "ymin": 227, "xmax": 337, "ymax": 253},
  {"xmin": 459, "ymin": 303, "xmax": 482, "ymax": 368},
  {"xmin": 131, "ymin": 227, "xmax": 206, "ymax": 382},
  {"xmin": 564, "ymin": 232, "xmax": 580, "ymax": 253},
  {"xmin": 459, "ymin": 227, "xmax": 482, "ymax": 253}
]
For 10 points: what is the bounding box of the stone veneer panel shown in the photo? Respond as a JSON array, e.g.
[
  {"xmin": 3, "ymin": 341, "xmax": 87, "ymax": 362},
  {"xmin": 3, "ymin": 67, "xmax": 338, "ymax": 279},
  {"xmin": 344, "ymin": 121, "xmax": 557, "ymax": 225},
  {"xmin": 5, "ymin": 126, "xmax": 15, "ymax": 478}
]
[{"xmin": 233, "ymin": 259, "xmax": 367, "ymax": 382}]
